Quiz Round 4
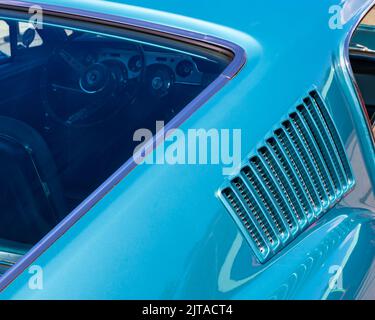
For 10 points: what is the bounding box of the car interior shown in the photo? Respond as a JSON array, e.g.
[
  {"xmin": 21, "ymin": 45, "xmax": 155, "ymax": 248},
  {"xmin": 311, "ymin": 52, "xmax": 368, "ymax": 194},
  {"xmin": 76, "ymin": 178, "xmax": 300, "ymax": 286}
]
[
  {"xmin": 0, "ymin": 16, "xmax": 230, "ymax": 274},
  {"xmin": 350, "ymin": 9, "xmax": 375, "ymax": 134},
  {"xmin": 350, "ymin": 49, "xmax": 375, "ymax": 129}
]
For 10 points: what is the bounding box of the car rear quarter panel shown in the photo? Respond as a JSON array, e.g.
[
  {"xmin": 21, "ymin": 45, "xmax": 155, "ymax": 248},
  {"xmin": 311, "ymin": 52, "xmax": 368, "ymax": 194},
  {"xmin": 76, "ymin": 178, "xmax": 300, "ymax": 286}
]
[{"xmin": 0, "ymin": 0, "xmax": 375, "ymax": 299}]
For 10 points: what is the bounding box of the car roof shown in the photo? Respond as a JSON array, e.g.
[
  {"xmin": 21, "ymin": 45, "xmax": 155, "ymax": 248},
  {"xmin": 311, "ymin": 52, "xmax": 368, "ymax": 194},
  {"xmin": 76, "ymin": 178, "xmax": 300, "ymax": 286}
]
[
  {"xmin": 9, "ymin": 0, "xmax": 371, "ymax": 38},
  {"xmin": 7, "ymin": 0, "xmax": 370, "ymax": 58}
]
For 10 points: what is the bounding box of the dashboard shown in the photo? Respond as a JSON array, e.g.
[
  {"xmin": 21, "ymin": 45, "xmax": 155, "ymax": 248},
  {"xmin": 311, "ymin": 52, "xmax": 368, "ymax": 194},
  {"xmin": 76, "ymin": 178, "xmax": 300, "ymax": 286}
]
[{"xmin": 41, "ymin": 34, "xmax": 215, "ymax": 127}]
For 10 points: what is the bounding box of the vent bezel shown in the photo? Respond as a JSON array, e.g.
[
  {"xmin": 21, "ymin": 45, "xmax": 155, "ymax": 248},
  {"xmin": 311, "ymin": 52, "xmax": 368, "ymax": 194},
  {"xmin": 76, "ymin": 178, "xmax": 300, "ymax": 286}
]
[{"xmin": 218, "ymin": 90, "xmax": 355, "ymax": 263}]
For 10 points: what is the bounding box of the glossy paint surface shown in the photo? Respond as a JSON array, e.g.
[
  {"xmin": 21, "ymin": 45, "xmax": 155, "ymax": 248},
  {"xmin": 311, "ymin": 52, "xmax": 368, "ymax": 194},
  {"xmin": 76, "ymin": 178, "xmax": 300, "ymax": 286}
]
[{"xmin": 0, "ymin": 0, "xmax": 375, "ymax": 299}]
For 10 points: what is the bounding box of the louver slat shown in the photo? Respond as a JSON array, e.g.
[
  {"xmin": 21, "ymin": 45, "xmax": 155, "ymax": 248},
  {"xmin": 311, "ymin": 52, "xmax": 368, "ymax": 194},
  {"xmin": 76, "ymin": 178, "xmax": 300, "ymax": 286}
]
[
  {"xmin": 266, "ymin": 137, "xmax": 316, "ymax": 221},
  {"xmin": 241, "ymin": 165, "xmax": 291, "ymax": 242},
  {"xmin": 297, "ymin": 104, "xmax": 343, "ymax": 197},
  {"xmin": 304, "ymin": 97, "xmax": 347, "ymax": 193},
  {"xmin": 219, "ymin": 90, "xmax": 354, "ymax": 263},
  {"xmin": 273, "ymin": 129, "xmax": 323, "ymax": 214},
  {"xmin": 285, "ymin": 117, "xmax": 335, "ymax": 204},
  {"xmin": 260, "ymin": 145, "xmax": 310, "ymax": 228},
  {"xmin": 309, "ymin": 91, "xmax": 354, "ymax": 187},
  {"xmin": 231, "ymin": 177, "xmax": 280, "ymax": 249},
  {"xmin": 221, "ymin": 188, "xmax": 269, "ymax": 261}
]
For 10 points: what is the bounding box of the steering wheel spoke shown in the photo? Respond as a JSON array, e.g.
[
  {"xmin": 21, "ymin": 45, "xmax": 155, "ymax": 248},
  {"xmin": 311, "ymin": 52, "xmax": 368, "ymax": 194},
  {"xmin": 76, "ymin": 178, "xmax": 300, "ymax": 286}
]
[
  {"xmin": 51, "ymin": 83, "xmax": 84, "ymax": 94},
  {"xmin": 58, "ymin": 50, "xmax": 86, "ymax": 75}
]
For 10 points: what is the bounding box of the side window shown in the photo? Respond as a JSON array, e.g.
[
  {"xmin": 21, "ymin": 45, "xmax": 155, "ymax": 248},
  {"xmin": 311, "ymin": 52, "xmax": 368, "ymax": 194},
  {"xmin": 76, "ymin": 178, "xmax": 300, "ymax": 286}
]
[
  {"xmin": 0, "ymin": 13, "xmax": 231, "ymax": 275},
  {"xmin": 0, "ymin": 20, "xmax": 11, "ymax": 60},
  {"xmin": 17, "ymin": 21, "xmax": 43, "ymax": 49},
  {"xmin": 350, "ymin": 6, "xmax": 375, "ymax": 137}
]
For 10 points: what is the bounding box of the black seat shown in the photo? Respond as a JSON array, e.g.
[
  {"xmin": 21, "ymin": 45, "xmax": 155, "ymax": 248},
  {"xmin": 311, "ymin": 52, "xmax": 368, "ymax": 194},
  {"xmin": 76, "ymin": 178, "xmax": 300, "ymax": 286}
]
[{"xmin": 0, "ymin": 116, "xmax": 67, "ymax": 244}]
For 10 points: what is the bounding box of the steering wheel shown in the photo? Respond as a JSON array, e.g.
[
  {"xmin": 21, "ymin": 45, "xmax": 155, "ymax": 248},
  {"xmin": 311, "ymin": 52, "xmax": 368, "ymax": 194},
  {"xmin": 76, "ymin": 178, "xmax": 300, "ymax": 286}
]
[{"xmin": 41, "ymin": 39, "xmax": 145, "ymax": 127}]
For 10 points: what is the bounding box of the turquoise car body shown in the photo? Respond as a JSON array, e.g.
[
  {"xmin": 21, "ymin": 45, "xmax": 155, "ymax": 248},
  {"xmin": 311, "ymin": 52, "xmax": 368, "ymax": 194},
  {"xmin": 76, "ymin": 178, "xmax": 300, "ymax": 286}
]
[{"xmin": 0, "ymin": 0, "xmax": 375, "ymax": 299}]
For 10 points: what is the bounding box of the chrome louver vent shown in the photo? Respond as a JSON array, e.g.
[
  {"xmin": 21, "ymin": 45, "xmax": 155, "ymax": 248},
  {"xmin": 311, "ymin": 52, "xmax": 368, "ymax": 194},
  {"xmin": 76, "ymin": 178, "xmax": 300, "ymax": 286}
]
[{"xmin": 219, "ymin": 90, "xmax": 354, "ymax": 263}]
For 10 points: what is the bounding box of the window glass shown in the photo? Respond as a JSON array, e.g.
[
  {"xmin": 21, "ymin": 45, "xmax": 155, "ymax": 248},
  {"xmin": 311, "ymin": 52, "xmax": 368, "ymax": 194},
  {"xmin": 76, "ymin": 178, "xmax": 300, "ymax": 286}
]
[
  {"xmin": 0, "ymin": 13, "xmax": 231, "ymax": 273},
  {"xmin": 0, "ymin": 20, "xmax": 10, "ymax": 59},
  {"xmin": 350, "ymin": 6, "xmax": 375, "ymax": 136}
]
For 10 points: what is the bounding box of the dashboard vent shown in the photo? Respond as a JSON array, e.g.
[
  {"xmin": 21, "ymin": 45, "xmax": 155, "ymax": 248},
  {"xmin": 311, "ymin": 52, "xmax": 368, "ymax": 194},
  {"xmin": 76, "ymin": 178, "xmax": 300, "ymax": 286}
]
[{"xmin": 219, "ymin": 90, "xmax": 354, "ymax": 263}]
